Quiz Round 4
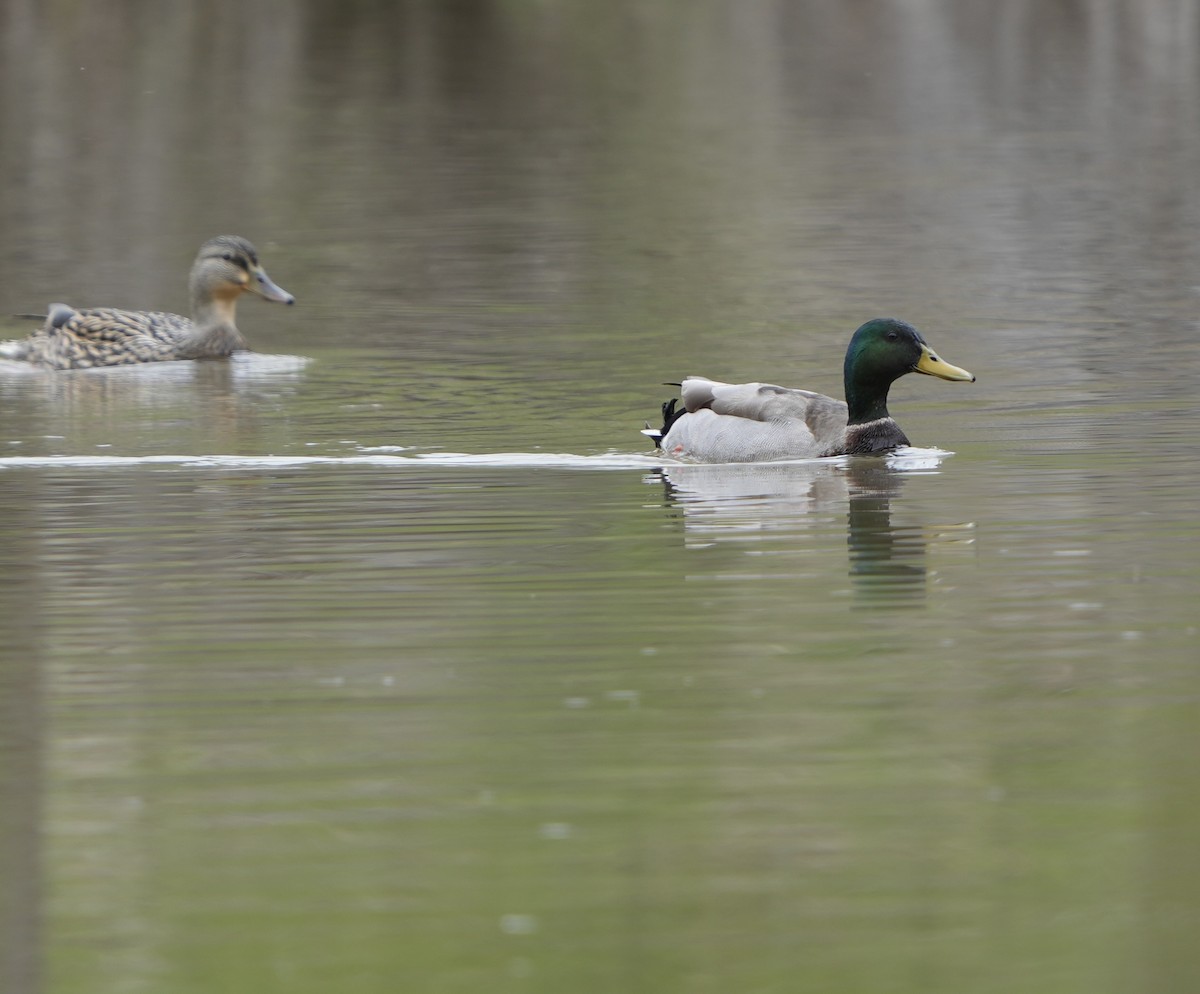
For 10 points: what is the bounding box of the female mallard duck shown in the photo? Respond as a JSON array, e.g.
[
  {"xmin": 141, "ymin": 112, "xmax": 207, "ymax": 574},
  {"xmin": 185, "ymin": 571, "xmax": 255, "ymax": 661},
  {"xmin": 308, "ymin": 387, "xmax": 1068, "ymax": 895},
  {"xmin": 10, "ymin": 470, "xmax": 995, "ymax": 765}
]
[
  {"xmin": 644, "ymin": 318, "xmax": 974, "ymax": 462},
  {"xmin": 0, "ymin": 235, "xmax": 294, "ymax": 370}
]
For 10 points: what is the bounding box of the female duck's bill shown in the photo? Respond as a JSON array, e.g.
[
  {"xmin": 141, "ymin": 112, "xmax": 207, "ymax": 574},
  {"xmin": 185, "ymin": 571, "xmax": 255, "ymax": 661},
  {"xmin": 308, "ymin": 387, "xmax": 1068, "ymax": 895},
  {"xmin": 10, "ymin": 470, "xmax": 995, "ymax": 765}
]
[{"xmin": 250, "ymin": 265, "xmax": 293, "ymax": 304}]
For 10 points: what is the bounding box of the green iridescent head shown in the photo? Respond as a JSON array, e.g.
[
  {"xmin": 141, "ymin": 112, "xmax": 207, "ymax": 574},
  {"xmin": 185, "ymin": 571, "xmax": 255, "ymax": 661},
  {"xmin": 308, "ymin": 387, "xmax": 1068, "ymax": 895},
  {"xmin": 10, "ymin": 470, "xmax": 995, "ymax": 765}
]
[{"xmin": 843, "ymin": 318, "xmax": 973, "ymax": 424}]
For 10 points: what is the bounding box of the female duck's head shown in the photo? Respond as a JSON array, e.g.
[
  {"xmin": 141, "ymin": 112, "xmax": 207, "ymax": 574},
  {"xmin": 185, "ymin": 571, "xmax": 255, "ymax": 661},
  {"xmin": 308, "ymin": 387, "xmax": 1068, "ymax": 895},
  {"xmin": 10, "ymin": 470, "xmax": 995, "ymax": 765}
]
[{"xmin": 190, "ymin": 235, "xmax": 294, "ymax": 313}]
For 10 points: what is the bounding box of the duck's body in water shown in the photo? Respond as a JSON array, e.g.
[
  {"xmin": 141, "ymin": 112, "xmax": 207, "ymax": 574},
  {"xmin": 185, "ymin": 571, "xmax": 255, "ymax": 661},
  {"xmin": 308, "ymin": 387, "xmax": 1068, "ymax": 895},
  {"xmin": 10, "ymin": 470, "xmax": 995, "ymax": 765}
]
[
  {"xmin": 644, "ymin": 318, "xmax": 975, "ymax": 462},
  {"xmin": 1, "ymin": 235, "xmax": 294, "ymax": 370}
]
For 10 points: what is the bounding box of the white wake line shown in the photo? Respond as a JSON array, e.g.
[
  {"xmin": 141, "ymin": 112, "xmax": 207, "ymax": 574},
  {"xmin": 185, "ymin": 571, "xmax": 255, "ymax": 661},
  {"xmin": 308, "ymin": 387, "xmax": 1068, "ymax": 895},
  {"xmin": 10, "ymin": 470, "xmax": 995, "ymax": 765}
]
[
  {"xmin": 0, "ymin": 451, "xmax": 670, "ymax": 471},
  {"xmin": 0, "ymin": 447, "xmax": 951, "ymax": 472}
]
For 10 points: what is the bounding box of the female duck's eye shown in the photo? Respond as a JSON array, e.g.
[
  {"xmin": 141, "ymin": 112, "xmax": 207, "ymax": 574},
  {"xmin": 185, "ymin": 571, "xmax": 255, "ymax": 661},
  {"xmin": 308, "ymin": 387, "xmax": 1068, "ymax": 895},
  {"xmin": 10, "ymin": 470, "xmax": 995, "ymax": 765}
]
[{"xmin": 222, "ymin": 252, "xmax": 234, "ymax": 261}]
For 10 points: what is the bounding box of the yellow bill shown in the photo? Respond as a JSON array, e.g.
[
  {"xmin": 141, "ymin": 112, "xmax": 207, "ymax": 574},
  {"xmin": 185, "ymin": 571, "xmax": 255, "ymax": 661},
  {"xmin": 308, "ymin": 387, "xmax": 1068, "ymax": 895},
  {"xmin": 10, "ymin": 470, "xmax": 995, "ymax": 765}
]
[{"xmin": 915, "ymin": 343, "xmax": 974, "ymax": 382}]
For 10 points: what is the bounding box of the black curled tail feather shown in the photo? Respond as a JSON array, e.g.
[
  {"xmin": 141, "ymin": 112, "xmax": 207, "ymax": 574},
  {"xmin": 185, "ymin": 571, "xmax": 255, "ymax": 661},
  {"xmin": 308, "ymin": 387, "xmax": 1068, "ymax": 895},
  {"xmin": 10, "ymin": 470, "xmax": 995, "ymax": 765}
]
[
  {"xmin": 662, "ymin": 397, "xmax": 687, "ymax": 435},
  {"xmin": 642, "ymin": 395, "xmax": 687, "ymax": 448}
]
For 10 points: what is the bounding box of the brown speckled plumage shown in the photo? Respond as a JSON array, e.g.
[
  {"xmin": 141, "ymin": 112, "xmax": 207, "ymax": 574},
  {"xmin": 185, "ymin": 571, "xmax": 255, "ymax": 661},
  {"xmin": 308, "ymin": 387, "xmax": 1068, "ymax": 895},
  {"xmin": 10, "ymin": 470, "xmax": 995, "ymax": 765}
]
[{"xmin": 1, "ymin": 236, "xmax": 294, "ymax": 370}]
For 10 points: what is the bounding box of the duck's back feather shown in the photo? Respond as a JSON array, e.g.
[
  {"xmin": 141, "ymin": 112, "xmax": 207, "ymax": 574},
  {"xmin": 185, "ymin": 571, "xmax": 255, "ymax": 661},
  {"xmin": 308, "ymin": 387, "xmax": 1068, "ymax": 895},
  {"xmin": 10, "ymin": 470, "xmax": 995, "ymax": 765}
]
[{"xmin": 680, "ymin": 378, "xmax": 844, "ymax": 424}]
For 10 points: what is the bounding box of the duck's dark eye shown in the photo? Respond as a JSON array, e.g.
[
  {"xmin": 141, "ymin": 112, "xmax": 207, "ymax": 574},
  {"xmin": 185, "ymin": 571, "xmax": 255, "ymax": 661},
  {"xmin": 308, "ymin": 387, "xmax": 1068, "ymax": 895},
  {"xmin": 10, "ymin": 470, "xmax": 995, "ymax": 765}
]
[
  {"xmin": 222, "ymin": 252, "xmax": 234, "ymax": 261},
  {"xmin": 887, "ymin": 331, "xmax": 898, "ymax": 341}
]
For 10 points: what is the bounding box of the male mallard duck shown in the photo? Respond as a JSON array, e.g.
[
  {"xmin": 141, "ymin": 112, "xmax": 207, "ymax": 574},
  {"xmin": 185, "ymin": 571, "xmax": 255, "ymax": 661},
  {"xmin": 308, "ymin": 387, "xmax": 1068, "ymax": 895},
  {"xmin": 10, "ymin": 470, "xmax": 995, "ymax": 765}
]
[
  {"xmin": 0, "ymin": 235, "xmax": 294, "ymax": 369},
  {"xmin": 644, "ymin": 318, "xmax": 974, "ymax": 462}
]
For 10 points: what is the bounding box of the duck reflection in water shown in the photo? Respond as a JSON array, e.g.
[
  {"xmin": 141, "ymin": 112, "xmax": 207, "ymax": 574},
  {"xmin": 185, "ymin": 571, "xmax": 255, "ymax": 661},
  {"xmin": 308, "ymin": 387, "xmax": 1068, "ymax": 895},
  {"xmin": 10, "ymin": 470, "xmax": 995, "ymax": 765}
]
[
  {"xmin": 650, "ymin": 454, "xmax": 969, "ymax": 605},
  {"xmin": 843, "ymin": 461, "xmax": 928, "ymax": 603}
]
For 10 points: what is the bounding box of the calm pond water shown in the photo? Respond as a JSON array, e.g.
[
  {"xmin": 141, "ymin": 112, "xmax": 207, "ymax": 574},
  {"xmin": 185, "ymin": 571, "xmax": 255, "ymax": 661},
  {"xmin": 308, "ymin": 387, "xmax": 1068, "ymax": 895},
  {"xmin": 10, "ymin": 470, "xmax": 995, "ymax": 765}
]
[{"xmin": 2, "ymin": 3, "xmax": 1200, "ymax": 992}]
